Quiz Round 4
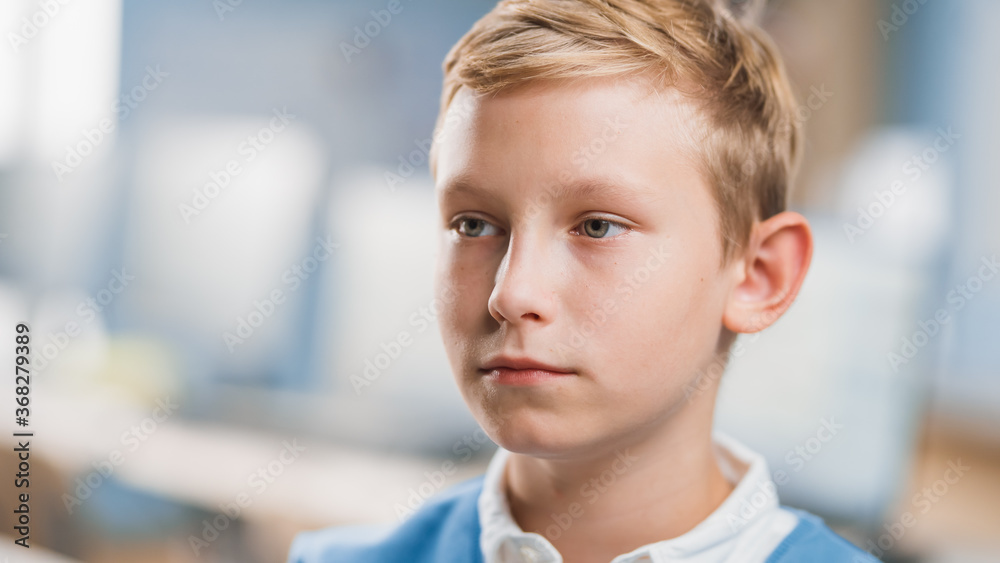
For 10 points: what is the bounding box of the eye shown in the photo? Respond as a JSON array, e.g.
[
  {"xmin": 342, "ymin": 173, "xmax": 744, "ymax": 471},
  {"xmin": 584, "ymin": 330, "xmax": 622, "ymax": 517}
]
[
  {"xmin": 578, "ymin": 218, "xmax": 629, "ymax": 239},
  {"xmin": 454, "ymin": 216, "xmax": 503, "ymax": 238}
]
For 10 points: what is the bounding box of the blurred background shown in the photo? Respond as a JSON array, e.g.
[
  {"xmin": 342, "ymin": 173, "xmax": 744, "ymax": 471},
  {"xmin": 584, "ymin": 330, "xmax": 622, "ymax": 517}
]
[{"xmin": 0, "ymin": 0, "xmax": 997, "ymax": 562}]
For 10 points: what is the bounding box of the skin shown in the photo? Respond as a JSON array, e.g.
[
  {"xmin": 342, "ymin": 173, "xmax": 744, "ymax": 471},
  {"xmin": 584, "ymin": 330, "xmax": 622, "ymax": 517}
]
[{"xmin": 431, "ymin": 75, "xmax": 813, "ymax": 563}]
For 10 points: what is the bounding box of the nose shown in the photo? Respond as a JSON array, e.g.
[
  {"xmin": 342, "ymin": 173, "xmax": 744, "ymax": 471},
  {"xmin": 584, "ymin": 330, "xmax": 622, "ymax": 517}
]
[{"xmin": 487, "ymin": 230, "xmax": 556, "ymax": 327}]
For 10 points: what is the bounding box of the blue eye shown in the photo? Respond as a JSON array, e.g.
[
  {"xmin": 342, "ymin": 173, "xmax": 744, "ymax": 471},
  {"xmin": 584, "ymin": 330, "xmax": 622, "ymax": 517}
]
[
  {"xmin": 580, "ymin": 218, "xmax": 629, "ymax": 239},
  {"xmin": 455, "ymin": 217, "xmax": 502, "ymax": 237}
]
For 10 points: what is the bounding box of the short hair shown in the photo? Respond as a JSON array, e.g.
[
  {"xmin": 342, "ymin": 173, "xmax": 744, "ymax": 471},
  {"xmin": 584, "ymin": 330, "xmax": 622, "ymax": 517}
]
[{"xmin": 429, "ymin": 0, "xmax": 802, "ymax": 267}]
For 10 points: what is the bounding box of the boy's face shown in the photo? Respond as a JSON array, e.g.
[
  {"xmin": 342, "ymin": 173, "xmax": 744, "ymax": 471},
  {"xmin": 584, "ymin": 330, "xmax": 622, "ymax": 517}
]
[{"xmin": 433, "ymin": 77, "xmax": 737, "ymax": 458}]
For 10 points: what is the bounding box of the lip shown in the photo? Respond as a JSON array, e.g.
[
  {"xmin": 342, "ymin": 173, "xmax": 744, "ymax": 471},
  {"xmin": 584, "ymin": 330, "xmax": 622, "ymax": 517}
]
[{"xmin": 478, "ymin": 356, "xmax": 575, "ymax": 386}]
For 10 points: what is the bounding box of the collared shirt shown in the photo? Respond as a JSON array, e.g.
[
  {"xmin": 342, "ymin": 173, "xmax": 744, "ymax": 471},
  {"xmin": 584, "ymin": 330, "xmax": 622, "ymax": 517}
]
[{"xmin": 478, "ymin": 431, "xmax": 802, "ymax": 563}]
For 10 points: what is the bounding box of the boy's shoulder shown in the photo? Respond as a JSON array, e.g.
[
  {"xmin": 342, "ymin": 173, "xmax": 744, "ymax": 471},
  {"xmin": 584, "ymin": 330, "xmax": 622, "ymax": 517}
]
[
  {"xmin": 286, "ymin": 474, "xmax": 485, "ymax": 563},
  {"xmin": 286, "ymin": 474, "xmax": 879, "ymax": 563},
  {"xmin": 766, "ymin": 506, "xmax": 880, "ymax": 563}
]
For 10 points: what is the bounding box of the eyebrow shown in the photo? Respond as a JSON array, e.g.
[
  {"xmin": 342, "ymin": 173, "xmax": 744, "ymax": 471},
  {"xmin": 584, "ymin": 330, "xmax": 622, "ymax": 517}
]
[
  {"xmin": 437, "ymin": 173, "xmax": 506, "ymax": 205},
  {"xmin": 438, "ymin": 173, "xmax": 658, "ymax": 207}
]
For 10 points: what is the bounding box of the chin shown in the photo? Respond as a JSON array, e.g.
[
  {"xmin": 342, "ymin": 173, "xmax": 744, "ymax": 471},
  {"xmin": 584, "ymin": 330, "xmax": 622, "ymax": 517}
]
[{"xmin": 475, "ymin": 405, "xmax": 599, "ymax": 459}]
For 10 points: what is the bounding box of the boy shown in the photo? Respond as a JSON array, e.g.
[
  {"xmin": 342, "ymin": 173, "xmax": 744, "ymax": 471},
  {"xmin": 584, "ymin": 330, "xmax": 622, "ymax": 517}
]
[{"xmin": 290, "ymin": 0, "xmax": 878, "ymax": 561}]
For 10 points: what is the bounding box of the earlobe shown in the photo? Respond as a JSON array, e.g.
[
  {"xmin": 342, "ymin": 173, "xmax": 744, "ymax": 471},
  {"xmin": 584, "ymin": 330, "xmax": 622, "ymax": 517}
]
[{"xmin": 722, "ymin": 211, "xmax": 813, "ymax": 334}]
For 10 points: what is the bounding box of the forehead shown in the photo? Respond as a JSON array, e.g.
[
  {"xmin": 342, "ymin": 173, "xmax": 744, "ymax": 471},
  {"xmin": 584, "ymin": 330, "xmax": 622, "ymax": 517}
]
[{"xmin": 433, "ymin": 76, "xmax": 706, "ymax": 199}]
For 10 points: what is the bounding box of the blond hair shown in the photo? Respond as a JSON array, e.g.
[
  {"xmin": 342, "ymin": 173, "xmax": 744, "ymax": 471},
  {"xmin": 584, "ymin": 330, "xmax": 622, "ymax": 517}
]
[{"xmin": 430, "ymin": 0, "xmax": 802, "ymax": 266}]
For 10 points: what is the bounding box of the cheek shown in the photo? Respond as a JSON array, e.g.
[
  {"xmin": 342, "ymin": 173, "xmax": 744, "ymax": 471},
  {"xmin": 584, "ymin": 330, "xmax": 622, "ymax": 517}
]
[
  {"xmin": 435, "ymin": 244, "xmax": 495, "ymax": 339},
  {"xmin": 586, "ymin": 251, "xmax": 723, "ymax": 395}
]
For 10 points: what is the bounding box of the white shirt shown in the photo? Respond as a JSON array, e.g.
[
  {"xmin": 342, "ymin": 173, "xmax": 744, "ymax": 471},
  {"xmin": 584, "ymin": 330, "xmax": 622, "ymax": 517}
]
[{"xmin": 478, "ymin": 431, "xmax": 801, "ymax": 563}]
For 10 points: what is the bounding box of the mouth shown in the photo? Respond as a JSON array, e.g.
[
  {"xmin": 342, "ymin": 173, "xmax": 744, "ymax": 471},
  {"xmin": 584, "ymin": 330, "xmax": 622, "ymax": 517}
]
[{"xmin": 478, "ymin": 356, "xmax": 576, "ymax": 386}]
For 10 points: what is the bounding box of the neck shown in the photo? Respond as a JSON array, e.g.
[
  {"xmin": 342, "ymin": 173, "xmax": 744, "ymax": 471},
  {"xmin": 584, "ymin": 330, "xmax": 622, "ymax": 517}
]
[{"xmin": 504, "ymin": 392, "xmax": 734, "ymax": 563}]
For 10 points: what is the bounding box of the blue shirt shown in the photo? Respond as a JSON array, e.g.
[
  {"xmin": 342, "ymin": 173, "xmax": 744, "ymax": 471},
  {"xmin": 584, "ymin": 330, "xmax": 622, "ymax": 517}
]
[{"xmin": 288, "ymin": 433, "xmax": 880, "ymax": 562}]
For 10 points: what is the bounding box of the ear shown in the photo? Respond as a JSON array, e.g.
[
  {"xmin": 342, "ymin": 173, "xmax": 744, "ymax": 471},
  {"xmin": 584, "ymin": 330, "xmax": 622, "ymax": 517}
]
[{"xmin": 722, "ymin": 211, "xmax": 813, "ymax": 333}]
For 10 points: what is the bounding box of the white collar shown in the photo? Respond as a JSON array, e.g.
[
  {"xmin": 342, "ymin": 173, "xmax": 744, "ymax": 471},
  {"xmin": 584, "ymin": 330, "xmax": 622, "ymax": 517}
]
[{"xmin": 477, "ymin": 430, "xmax": 799, "ymax": 563}]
